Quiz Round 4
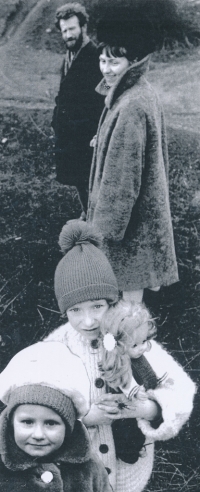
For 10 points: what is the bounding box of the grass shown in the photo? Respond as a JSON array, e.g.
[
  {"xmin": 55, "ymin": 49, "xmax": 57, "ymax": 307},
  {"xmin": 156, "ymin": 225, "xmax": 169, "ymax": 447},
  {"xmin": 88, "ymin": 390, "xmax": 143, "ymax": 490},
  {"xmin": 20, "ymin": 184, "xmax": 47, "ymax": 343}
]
[{"xmin": 0, "ymin": 109, "xmax": 81, "ymax": 360}]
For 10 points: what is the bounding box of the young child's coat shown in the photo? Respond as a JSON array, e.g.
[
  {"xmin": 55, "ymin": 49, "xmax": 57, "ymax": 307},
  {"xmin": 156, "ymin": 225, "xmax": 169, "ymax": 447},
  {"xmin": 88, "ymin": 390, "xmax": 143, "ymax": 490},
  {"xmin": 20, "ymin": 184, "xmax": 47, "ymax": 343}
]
[{"xmin": 0, "ymin": 342, "xmax": 112, "ymax": 492}]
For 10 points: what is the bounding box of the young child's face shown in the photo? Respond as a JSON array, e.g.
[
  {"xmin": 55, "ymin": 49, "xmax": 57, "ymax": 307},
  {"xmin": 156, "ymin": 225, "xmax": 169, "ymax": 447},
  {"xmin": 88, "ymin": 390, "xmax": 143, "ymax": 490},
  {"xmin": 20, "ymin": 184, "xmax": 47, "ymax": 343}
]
[
  {"xmin": 127, "ymin": 322, "xmax": 150, "ymax": 359},
  {"xmin": 12, "ymin": 404, "xmax": 66, "ymax": 457},
  {"xmin": 67, "ymin": 299, "xmax": 109, "ymax": 341}
]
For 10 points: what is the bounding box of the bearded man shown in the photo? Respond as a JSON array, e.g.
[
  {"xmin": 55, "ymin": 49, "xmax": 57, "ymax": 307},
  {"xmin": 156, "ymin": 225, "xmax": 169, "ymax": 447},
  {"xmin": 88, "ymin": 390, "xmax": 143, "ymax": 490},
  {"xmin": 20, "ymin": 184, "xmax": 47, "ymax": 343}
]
[{"xmin": 52, "ymin": 3, "xmax": 103, "ymax": 212}]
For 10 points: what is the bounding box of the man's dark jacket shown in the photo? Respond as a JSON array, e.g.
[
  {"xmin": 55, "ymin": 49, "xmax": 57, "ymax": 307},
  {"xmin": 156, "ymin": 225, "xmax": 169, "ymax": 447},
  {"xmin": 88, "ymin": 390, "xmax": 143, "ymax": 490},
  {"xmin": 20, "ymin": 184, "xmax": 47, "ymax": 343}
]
[{"xmin": 52, "ymin": 40, "xmax": 103, "ymax": 187}]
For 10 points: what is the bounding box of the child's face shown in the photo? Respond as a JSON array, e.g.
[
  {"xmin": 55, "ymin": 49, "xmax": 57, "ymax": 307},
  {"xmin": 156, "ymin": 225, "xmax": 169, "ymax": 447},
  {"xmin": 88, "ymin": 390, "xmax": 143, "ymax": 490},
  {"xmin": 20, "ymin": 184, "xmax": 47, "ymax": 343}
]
[
  {"xmin": 13, "ymin": 404, "xmax": 66, "ymax": 457},
  {"xmin": 67, "ymin": 299, "xmax": 109, "ymax": 341},
  {"xmin": 127, "ymin": 322, "xmax": 150, "ymax": 359}
]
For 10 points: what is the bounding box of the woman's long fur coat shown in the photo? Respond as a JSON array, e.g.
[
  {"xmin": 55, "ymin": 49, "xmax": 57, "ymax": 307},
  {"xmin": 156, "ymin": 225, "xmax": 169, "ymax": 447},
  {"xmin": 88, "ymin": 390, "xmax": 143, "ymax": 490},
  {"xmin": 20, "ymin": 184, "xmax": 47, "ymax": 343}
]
[{"xmin": 87, "ymin": 56, "xmax": 179, "ymax": 290}]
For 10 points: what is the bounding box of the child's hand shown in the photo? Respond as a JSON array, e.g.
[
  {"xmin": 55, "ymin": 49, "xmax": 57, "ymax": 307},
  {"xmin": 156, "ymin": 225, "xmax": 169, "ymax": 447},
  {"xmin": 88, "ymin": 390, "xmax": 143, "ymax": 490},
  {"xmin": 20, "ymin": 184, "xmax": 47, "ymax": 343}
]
[
  {"xmin": 115, "ymin": 394, "xmax": 161, "ymax": 421},
  {"xmin": 136, "ymin": 386, "xmax": 148, "ymax": 401},
  {"xmin": 82, "ymin": 399, "xmax": 120, "ymax": 427},
  {"xmin": 135, "ymin": 398, "xmax": 161, "ymax": 421},
  {"xmin": 96, "ymin": 393, "xmax": 121, "ymax": 407}
]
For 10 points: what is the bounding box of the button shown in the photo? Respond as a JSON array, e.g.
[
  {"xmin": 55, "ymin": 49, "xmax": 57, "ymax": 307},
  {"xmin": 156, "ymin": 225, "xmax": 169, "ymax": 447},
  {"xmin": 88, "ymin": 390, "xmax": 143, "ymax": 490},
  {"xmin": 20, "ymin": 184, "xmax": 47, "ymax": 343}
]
[
  {"xmin": 95, "ymin": 378, "xmax": 104, "ymax": 388},
  {"xmin": 99, "ymin": 444, "xmax": 108, "ymax": 454},
  {"xmin": 41, "ymin": 471, "xmax": 53, "ymax": 483},
  {"xmin": 91, "ymin": 339, "xmax": 99, "ymax": 349},
  {"xmin": 105, "ymin": 467, "xmax": 111, "ymax": 475}
]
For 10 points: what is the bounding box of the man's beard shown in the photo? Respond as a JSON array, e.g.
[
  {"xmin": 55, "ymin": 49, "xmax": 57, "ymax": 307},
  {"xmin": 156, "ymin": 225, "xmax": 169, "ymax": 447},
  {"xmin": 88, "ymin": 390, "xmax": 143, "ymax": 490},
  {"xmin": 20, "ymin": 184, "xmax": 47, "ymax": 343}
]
[{"xmin": 66, "ymin": 31, "xmax": 83, "ymax": 52}]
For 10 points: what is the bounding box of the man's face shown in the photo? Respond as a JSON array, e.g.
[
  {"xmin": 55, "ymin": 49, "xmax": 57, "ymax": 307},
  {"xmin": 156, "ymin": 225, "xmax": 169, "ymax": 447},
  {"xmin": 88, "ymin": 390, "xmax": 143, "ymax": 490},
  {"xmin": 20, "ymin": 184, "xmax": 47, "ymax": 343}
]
[{"xmin": 60, "ymin": 16, "xmax": 83, "ymax": 51}]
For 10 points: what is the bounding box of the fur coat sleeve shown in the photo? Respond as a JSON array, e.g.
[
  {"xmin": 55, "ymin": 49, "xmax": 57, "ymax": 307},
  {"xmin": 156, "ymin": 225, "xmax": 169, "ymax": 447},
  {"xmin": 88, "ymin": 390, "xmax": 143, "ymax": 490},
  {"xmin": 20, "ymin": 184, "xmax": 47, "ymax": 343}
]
[{"xmin": 137, "ymin": 341, "xmax": 196, "ymax": 441}]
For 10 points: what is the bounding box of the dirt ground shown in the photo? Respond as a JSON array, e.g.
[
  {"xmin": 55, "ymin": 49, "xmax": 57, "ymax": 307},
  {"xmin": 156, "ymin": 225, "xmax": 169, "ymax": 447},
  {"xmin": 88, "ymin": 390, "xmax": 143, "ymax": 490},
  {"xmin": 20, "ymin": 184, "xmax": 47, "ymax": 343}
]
[{"xmin": 0, "ymin": 1, "xmax": 200, "ymax": 490}]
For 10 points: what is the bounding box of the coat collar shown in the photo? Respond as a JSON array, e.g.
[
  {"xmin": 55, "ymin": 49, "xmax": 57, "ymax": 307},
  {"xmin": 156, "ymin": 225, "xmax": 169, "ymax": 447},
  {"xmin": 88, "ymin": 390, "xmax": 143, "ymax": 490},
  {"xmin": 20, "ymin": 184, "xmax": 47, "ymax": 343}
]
[
  {"xmin": 96, "ymin": 55, "xmax": 150, "ymax": 109},
  {"xmin": 0, "ymin": 408, "xmax": 91, "ymax": 472}
]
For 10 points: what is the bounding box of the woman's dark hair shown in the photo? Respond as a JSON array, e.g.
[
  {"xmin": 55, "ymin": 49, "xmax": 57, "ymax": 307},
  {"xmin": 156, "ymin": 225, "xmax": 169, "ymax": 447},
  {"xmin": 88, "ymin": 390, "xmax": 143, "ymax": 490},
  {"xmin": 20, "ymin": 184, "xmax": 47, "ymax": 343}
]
[
  {"xmin": 98, "ymin": 43, "xmax": 128, "ymax": 59},
  {"xmin": 55, "ymin": 3, "xmax": 89, "ymax": 30}
]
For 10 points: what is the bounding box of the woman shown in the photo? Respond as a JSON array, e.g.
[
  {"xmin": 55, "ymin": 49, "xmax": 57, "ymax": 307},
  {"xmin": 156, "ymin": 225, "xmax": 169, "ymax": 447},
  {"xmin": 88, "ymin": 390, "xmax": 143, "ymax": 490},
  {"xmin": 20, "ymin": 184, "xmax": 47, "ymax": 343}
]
[{"xmin": 87, "ymin": 3, "xmax": 179, "ymax": 303}]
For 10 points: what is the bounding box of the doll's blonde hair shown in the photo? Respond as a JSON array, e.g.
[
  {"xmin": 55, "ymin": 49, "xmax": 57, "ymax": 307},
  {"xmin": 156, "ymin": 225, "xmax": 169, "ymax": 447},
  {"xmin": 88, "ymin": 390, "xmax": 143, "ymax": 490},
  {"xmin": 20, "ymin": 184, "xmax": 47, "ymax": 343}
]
[{"xmin": 99, "ymin": 300, "xmax": 157, "ymax": 390}]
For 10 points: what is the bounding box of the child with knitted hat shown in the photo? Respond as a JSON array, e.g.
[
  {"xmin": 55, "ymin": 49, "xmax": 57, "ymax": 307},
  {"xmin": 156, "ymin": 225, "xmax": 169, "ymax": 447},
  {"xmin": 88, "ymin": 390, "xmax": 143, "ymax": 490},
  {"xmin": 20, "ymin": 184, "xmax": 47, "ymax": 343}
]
[
  {"xmin": 45, "ymin": 222, "xmax": 195, "ymax": 492},
  {"xmin": 0, "ymin": 341, "xmax": 112, "ymax": 492}
]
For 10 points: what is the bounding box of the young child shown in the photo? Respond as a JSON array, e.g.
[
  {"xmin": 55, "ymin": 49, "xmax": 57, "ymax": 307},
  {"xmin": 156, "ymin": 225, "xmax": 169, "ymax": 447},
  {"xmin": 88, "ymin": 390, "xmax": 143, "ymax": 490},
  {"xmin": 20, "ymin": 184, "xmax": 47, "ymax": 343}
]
[
  {"xmin": 45, "ymin": 221, "xmax": 196, "ymax": 492},
  {"xmin": 0, "ymin": 341, "xmax": 112, "ymax": 492}
]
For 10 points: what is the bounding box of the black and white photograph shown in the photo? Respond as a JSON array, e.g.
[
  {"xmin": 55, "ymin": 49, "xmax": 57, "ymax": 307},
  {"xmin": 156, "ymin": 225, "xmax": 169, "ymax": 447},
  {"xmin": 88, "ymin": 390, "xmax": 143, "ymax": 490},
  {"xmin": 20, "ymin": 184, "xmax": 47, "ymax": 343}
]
[{"xmin": 0, "ymin": 1, "xmax": 199, "ymax": 491}]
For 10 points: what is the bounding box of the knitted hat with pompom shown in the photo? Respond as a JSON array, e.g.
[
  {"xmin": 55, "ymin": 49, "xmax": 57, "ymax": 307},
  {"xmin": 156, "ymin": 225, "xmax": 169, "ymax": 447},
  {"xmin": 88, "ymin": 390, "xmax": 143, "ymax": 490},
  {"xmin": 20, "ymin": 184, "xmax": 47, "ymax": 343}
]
[{"xmin": 55, "ymin": 222, "xmax": 119, "ymax": 314}]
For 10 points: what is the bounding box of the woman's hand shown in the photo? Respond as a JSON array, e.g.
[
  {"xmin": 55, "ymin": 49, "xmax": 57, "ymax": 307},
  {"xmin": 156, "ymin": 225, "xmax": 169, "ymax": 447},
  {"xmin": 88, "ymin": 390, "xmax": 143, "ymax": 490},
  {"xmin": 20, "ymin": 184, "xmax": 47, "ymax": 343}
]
[
  {"xmin": 66, "ymin": 213, "xmax": 86, "ymax": 225},
  {"xmin": 82, "ymin": 399, "xmax": 120, "ymax": 427},
  {"xmin": 90, "ymin": 135, "xmax": 97, "ymax": 147}
]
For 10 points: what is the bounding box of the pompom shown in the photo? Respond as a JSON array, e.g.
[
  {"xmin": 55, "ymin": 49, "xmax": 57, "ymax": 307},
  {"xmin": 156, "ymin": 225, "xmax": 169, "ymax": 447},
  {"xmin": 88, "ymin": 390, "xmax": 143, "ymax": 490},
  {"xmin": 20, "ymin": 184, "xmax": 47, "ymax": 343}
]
[
  {"xmin": 103, "ymin": 333, "xmax": 116, "ymax": 351},
  {"xmin": 59, "ymin": 221, "xmax": 103, "ymax": 255}
]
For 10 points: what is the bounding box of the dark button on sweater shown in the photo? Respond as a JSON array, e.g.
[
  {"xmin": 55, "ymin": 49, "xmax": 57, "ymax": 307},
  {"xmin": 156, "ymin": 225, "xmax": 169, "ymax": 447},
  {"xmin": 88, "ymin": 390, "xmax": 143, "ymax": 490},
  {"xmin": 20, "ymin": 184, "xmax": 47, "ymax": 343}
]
[
  {"xmin": 91, "ymin": 339, "xmax": 99, "ymax": 349},
  {"xmin": 95, "ymin": 378, "xmax": 104, "ymax": 389},
  {"xmin": 99, "ymin": 444, "xmax": 109, "ymax": 454}
]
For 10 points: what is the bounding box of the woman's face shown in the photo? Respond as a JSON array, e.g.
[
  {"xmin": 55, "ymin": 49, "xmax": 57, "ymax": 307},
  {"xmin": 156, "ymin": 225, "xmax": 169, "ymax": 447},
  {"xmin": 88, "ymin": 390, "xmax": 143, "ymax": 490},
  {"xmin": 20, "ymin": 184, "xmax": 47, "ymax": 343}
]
[
  {"xmin": 99, "ymin": 49, "xmax": 130, "ymax": 86},
  {"xmin": 67, "ymin": 299, "xmax": 109, "ymax": 341},
  {"xmin": 13, "ymin": 405, "xmax": 66, "ymax": 457}
]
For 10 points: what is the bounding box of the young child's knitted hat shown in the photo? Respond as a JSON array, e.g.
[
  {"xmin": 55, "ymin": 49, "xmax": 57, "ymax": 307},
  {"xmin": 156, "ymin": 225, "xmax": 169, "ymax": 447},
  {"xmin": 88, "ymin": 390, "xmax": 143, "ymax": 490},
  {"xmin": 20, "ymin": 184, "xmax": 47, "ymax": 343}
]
[
  {"xmin": 7, "ymin": 385, "xmax": 76, "ymax": 433},
  {"xmin": 55, "ymin": 222, "xmax": 119, "ymax": 314},
  {"xmin": 0, "ymin": 342, "xmax": 90, "ymax": 430}
]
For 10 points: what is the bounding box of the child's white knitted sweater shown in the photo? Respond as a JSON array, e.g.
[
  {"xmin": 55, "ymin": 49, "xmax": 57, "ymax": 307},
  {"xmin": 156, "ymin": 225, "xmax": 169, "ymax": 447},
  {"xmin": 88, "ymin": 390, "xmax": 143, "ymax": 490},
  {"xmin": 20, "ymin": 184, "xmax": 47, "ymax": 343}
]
[{"xmin": 45, "ymin": 324, "xmax": 195, "ymax": 492}]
